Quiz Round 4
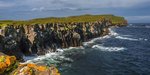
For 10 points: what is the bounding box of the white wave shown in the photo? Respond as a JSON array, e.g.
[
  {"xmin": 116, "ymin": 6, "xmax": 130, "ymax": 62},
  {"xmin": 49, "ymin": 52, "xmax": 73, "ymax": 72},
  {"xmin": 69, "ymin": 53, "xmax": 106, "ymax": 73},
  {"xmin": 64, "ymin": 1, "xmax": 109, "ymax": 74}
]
[
  {"xmin": 23, "ymin": 55, "xmax": 38, "ymax": 62},
  {"xmin": 122, "ymin": 35, "xmax": 132, "ymax": 37},
  {"xmin": 145, "ymin": 26, "xmax": 150, "ymax": 28},
  {"xmin": 24, "ymin": 52, "xmax": 63, "ymax": 64},
  {"xmin": 23, "ymin": 52, "xmax": 61, "ymax": 64},
  {"xmin": 129, "ymin": 24, "xmax": 133, "ymax": 26},
  {"xmin": 83, "ymin": 34, "xmax": 110, "ymax": 46},
  {"xmin": 115, "ymin": 36, "xmax": 139, "ymax": 41},
  {"xmin": 144, "ymin": 39, "xmax": 148, "ymax": 41},
  {"xmin": 83, "ymin": 28, "xmax": 118, "ymax": 47},
  {"xmin": 63, "ymin": 46, "xmax": 85, "ymax": 51},
  {"xmin": 108, "ymin": 28, "xmax": 139, "ymax": 41},
  {"xmin": 115, "ymin": 36, "xmax": 148, "ymax": 41},
  {"xmin": 83, "ymin": 37, "xmax": 101, "ymax": 46},
  {"xmin": 108, "ymin": 28, "xmax": 119, "ymax": 36},
  {"xmin": 92, "ymin": 45, "xmax": 125, "ymax": 52},
  {"xmin": 138, "ymin": 38, "xmax": 148, "ymax": 41},
  {"xmin": 23, "ymin": 46, "xmax": 85, "ymax": 64}
]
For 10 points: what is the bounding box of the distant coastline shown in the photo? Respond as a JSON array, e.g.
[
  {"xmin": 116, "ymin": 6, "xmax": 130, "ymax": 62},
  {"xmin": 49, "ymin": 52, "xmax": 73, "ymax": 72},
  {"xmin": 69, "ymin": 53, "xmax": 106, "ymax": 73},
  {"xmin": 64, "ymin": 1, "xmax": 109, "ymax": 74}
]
[{"xmin": 0, "ymin": 14, "xmax": 127, "ymax": 26}]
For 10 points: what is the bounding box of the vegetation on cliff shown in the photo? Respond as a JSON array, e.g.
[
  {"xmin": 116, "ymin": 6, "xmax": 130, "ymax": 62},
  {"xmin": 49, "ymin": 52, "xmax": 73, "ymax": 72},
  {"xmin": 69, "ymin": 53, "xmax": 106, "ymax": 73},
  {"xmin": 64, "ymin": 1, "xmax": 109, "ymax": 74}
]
[{"xmin": 0, "ymin": 14, "xmax": 127, "ymax": 26}]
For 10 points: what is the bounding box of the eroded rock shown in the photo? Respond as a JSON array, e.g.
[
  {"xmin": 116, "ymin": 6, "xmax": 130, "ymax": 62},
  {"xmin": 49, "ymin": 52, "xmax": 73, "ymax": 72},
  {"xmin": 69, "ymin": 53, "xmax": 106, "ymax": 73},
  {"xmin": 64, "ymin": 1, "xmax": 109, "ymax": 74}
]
[
  {"xmin": 11, "ymin": 64, "xmax": 60, "ymax": 75},
  {"xmin": 0, "ymin": 53, "xmax": 60, "ymax": 75},
  {"xmin": 0, "ymin": 54, "xmax": 18, "ymax": 74}
]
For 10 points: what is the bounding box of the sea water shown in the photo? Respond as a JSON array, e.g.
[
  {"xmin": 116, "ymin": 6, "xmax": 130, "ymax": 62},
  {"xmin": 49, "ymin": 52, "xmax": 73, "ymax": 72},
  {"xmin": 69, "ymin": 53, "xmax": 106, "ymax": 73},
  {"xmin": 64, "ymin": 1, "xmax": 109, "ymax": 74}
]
[{"xmin": 24, "ymin": 23, "xmax": 150, "ymax": 75}]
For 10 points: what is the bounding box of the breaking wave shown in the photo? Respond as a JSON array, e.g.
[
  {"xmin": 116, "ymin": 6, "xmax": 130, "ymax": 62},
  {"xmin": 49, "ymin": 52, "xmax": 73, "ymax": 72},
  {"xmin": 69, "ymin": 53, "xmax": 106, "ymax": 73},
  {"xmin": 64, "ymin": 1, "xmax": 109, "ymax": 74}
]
[
  {"xmin": 115, "ymin": 36, "xmax": 139, "ymax": 41},
  {"xmin": 83, "ymin": 28, "xmax": 116, "ymax": 46},
  {"xmin": 109, "ymin": 28, "xmax": 148, "ymax": 41},
  {"xmin": 92, "ymin": 44, "xmax": 126, "ymax": 52},
  {"xmin": 83, "ymin": 35, "xmax": 110, "ymax": 46},
  {"xmin": 108, "ymin": 28, "xmax": 119, "ymax": 36},
  {"xmin": 115, "ymin": 35, "xmax": 148, "ymax": 41},
  {"xmin": 23, "ymin": 46, "xmax": 84, "ymax": 64}
]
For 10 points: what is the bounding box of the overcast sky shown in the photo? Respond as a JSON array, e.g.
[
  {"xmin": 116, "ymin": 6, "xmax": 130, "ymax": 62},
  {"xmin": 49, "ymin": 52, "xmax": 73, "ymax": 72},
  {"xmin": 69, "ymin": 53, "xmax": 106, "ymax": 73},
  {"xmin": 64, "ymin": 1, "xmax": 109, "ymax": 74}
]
[{"xmin": 0, "ymin": 0, "xmax": 150, "ymax": 23}]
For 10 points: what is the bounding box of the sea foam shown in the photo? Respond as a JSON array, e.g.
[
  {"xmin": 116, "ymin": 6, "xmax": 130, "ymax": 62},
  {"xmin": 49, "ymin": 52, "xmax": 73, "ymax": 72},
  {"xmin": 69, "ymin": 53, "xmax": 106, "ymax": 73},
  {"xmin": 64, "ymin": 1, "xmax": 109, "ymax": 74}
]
[
  {"xmin": 115, "ymin": 36, "xmax": 139, "ymax": 41},
  {"xmin": 23, "ymin": 46, "xmax": 84, "ymax": 64},
  {"xmin": 92, "ymin": 44, "xmax": 126, "ymax": 52}
]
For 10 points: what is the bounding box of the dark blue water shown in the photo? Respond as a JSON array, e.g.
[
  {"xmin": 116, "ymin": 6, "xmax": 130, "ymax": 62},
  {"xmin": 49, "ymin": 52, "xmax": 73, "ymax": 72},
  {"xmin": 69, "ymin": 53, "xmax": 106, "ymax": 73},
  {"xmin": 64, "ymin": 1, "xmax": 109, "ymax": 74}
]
[
  {"xmin": 26, "ymin": 23, "xmax": 150, "ymax": 75},
  {"xmin": 59, "ymin": 24, "xmax": 150, "ymax": 75}
]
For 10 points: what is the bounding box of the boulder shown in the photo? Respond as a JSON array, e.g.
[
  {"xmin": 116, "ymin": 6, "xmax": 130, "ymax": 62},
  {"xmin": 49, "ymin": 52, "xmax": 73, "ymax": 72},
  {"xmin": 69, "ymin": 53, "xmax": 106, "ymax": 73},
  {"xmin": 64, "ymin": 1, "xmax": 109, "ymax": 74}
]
[
  {"xmin": 0, "ymin": 53, "xmax": 60, "ymax": 75},
  {"xmin": 11, "ymin": 64, "xmax": 60, "ymax": 75}
]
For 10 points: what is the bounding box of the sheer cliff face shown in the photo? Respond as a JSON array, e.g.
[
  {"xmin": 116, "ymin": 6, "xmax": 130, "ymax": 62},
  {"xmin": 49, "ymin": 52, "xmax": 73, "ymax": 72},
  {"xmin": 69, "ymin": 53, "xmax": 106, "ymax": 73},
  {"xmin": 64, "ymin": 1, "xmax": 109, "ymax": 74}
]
[
  {"xmin": 0, "ymin": 19, "xmax": 118, "ymax": 44},
  {"xmin": 24, "ymin": 26, "xmax": 36, "ymax": 44}
]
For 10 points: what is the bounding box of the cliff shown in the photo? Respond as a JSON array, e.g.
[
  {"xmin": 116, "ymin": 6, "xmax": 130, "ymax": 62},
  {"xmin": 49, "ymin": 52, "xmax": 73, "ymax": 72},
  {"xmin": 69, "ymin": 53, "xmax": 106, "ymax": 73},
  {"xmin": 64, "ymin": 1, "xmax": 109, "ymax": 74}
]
[
  {"xmin": 0, "ymin": 14, "xmax": 127, "ymax": 60},
  {"xmin": 0, "ymin": 14, "xmax": 128, "ymax": 75}
]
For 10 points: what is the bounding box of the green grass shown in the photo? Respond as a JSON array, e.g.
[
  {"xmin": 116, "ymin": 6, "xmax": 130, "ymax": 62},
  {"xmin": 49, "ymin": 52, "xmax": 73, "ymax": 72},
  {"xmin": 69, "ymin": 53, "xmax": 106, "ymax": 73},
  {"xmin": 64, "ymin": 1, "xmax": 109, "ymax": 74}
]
[{"xmin": 0, "ymin": 14, "xmax": 127, "ymax": 26}]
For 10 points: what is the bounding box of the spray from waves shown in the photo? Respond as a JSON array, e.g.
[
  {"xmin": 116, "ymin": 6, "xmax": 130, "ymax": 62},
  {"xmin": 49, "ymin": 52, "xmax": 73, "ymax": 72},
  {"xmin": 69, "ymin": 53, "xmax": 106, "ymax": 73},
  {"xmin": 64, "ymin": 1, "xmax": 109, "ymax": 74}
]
[
  {"xmin": 23, "ymin": 51, "xmax": 66, "ymax": 64},
  {"xmin": 82, "ymin": 28, "xmax": 123, "ymax": 48},
  {"xmin": 108, "ymin": 28, "xmax": 119, "ymax": 36},
  {"xmin": 92, "ymin": 44, "xmax": 126, "ymax": 52},
  {"xmin": 23, "ymin": 46, "xmax": 85, "ymax": 64},
  {"xmin": 90, "ymin": 28, "xmax": 126, "ymax": 52},
  {"xmin": 83, "ymin": 28, "xmax": 118, "ymax": 46},
  {"xmin": 83, "ymin": 35, "xmax": 110, "ymax": 46}
]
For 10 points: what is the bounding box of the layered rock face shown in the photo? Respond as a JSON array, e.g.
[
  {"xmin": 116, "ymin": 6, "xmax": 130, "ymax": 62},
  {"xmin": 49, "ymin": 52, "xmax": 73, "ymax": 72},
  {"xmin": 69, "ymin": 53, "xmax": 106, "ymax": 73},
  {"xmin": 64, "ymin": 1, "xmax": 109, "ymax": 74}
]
[
  {"xmin": 0, "ymin": 53, "xmax": 60, "ymax": 75},
  {"xmin": 0, "ymin": 19, "xmax": 113, "ymax": 59}
]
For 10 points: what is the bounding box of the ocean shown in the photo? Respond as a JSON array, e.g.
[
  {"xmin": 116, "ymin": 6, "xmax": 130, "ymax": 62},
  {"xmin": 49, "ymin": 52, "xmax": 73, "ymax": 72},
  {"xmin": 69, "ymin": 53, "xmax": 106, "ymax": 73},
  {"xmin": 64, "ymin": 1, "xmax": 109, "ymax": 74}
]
[{"xmin": 24, "ymin": 23, "xmax": 150, "ymax": 75}]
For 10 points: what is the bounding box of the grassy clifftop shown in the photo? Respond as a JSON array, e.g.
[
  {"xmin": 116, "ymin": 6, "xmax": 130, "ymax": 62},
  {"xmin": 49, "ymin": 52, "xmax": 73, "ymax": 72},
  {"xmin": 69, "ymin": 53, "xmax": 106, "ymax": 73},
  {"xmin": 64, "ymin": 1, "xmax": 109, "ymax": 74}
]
[{"xmin": 0, "ymin": 14, "xmax": 127, "ymax": 26}]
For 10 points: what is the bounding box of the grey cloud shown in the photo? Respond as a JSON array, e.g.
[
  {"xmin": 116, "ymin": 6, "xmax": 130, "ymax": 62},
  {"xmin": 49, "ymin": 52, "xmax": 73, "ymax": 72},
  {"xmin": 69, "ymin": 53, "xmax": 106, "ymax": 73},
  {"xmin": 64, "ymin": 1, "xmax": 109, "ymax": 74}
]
[
  {"xmin": 0, "ymin": 1, "xmax": 15, "ymax": 8},
  {"xmin": 2, "ymin": 0, "xmax": 150, "ymax": 10}
]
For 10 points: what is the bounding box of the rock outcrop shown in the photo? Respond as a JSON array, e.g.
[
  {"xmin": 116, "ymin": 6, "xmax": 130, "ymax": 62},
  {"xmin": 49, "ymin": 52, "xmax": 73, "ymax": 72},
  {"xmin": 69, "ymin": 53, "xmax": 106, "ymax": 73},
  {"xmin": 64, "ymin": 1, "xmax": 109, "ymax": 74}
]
[
  {"xmin": 0, "ymin": 53, "xmax": 60, "ymax": 75},
  {"xmin": 11, "ymin": 64, "xmax": 60, "ymax": 75}
]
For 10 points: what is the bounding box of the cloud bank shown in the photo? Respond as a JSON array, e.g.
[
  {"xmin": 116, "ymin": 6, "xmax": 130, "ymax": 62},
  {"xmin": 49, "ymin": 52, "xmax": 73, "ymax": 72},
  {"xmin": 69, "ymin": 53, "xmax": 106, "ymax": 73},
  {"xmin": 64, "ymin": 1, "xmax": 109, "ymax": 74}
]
[
  {"xmin": 0, "ymin": 0, "xmax": 150, "ymax": 22},
  {"xmin": 1, "ymin": 0, "xmax": 149, "ymax": 10}
]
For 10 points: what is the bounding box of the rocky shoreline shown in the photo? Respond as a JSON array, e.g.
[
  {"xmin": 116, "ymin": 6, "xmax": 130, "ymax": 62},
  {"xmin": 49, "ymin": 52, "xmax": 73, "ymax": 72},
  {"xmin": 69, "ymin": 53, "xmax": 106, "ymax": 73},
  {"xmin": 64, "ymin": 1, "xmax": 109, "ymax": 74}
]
[
  {"xmin": 0, "ymin": 15, "xmax": 127, "ymax": 75},
  {"xmin": 0, "ymin": 52, "xmax": 60, "ymax": 75}
]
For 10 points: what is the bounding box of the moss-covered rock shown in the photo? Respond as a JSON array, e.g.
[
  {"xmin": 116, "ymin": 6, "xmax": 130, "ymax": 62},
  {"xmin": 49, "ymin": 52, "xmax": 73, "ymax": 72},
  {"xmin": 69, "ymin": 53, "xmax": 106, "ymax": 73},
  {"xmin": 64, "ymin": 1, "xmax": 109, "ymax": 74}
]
[
  {"xmin": 11, "ymin": 64, "xmax": 60, "ymax": 75},
  {"xmin": 0, "ymin": 54, "xmax": 18, "ymax": 74},
  {"xmin": 0, "ymin": 53, "xmax": 60, "ymax": 75}
]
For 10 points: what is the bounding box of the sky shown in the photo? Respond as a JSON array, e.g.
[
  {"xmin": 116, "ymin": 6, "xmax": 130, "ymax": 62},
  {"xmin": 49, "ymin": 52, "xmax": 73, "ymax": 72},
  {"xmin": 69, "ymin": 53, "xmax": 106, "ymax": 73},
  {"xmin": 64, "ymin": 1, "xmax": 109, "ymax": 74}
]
[{"xmin": 0, "ymin": 0, "xmax": 150, "ymax": 23}]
